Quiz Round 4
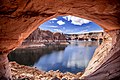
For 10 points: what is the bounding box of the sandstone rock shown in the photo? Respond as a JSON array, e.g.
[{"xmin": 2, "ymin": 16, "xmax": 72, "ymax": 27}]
[
  {"xmin": 23, "ymin": 28, "xmax": 67, "ymax": 46},
  {"xmin": 80, "ymin": 29, "xmax": 120, "ymax": 80},
  {"xmin": 62, "ymin": 78, "xmax": 67, "ymax": 80},
  {"xmin": 65, "ymin": 32, "xmax": 104, "ymax": 41},
  {"xmin": 53, "ymin": 32, "xmax": 66, "ymax": 40},
  {"xmin": 10, "ymin": 62, "xmax": 83, "ymax": 80},
  {"xmin": 51, "ymin": 76, "xmax": 60, "ymax": 80}
]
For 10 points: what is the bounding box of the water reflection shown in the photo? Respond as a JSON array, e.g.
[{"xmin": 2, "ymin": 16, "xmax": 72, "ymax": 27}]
[
  {"xmin": 9, "ymin": 45, "xmax": 66, "ymax": 66},
  {"xmin": 9, "ymin": 41, "xmax": 98, "ymax": 73}
]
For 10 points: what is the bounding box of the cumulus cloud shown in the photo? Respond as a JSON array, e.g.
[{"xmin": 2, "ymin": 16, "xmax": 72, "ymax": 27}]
[
  {"xmin": 63, "ymin": 15, "xmax": 71, "ymax": 21},
  {"xmin": 50, "ymin": 18, "xmax": 58, "ymax": 20},
  {"xmin": 63, "ymin": 15, "xmax": 91, "ymax": 26},
  {"xmin": 57, "ymin": 20, "xmax": 65, "ymax": 25}
]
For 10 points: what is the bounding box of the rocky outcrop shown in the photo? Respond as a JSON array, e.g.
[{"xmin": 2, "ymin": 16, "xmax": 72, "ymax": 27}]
[
  {"xmin": 0, "ymin": 0, "xmax": 120, "ymax": 79},
  {"xmin": 10, "ymin": 62, "xmax": 83, "ymax": 80},
  {"xmin": 53, "ymin": 32, "xmax": 66, "ymax": 40},
  {"xmin": 80, "ymin": 29, "xmax": 120, "ymax": 80},
  {"xmin": 23, "ymin": 28, "xmax": 67, "ymax": 45},
  {"xmin": 25, "ymin": 28, "xmax": 53, "ymax": 42},
  {"xmin": 66, "ymin": 32, "xmax": 104, "ymax": 41}
]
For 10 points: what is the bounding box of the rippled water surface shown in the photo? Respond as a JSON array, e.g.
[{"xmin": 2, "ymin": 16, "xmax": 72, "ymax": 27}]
[{"xmin": 9, "ymin": 41, "xmax": 98, "ymax": 73}]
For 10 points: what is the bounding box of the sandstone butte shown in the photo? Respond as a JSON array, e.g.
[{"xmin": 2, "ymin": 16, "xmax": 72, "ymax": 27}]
[
  {"xmin": 24, "ymin": 28, "xmax": 67, "ymax": 45},
  {"xmin": 0, "ymin": 0, "xmax": 120, "ymax": 80}
]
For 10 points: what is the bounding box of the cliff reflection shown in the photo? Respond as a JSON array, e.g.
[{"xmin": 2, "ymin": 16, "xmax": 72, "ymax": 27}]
[{"xmin": 8, "ymin": 45, "xmax": 67, "ymax": 66}]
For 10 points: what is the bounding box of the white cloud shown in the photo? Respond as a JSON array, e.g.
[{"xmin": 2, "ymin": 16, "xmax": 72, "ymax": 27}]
[
  {"xmin": 50, "ymin": 18, "xmax": 58, "ymax": 20},
  {"xmin": 57, "ymin": 20, "xmax": 65, "ymax": 25},
  {"xmin": 53, "ymin": 29, "xmax": 62, "ymax": 33},
  {"xmin": 89, "ymin": 30, "xmax": 104, "ymax": 33},
  {"xmin": 69, "ymin": 29, "xmax": 104, "ymax": 34},
  {"xmin": 63, "ymin": 15, "xmax": 71, "ymax": 21},
  {"xmin": 63, "ymin": 16, "xmax": 67, "ymax": 20},
  {"xmin": 63, "ymin": 15, "xmax": 91, "ymax": 26},
  {"xmin": 48, "ymin": 26, "xmax": 58, "ymax": 28},
  {"xmin": 49, "ymin": 21, "xmax": 54, "ymax": 23}
]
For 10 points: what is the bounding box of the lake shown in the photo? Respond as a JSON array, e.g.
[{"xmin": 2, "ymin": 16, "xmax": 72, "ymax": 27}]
[{"xmin": 8, "ymin": 41, "xmax": 98, "ymax": 74}]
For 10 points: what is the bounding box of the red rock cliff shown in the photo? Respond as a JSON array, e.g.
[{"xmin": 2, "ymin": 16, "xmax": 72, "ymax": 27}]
[{"xmin": 24, "ymin": 28, "xmax": 67, "ymax": 45}]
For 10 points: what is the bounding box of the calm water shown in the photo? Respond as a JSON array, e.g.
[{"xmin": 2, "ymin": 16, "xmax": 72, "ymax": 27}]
[{"xmin": 9, "ymin": 41, "xmax": 98, "ymax": 73}]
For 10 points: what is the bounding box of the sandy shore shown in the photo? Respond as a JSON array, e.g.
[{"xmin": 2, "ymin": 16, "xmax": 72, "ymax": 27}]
[{"xmin": 10, "ymin": 62, "xmax": 83, "ymax": 80}]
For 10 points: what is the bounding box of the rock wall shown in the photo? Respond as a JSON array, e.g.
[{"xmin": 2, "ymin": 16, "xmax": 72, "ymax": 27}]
[
  {"xmin": 0, "ymin": 54, "xmax": 12, "ymax": 79},
  {"xmin": 23, "ymin": 28, "xmax": 67, "ymax": 45},
  {"xmin": 65, "ymin": 32, "xmax": 104, "ymax": 41},
  {"xmin": 80, "ymin": 29, "xmax": 120, "ymax": 80}
]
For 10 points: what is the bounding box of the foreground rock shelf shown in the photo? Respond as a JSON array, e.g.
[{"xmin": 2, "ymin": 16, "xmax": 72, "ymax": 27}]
[{"xmin": 10, "ymin": 62, "xmax": 83, "ymax": 80}]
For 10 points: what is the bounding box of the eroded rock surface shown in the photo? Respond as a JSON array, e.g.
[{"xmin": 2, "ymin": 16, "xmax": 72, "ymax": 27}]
[
  {"xmin": 23, "ymin": 28, "xmax": 67, "ymax": 46},
  {"xmin": 26, "ymin": 28, "xmax": 66, "ymax": 41},
  {"xmin": 10, "ymin": 62, "xmax": 83, "ymax": 80},
  {"xmin": 80, "ymin": 30, "xmax": 120, "ymax": 80},
  {"xmin": 66, "ymin": 32, "xmax": 104, "ymax": 41}
]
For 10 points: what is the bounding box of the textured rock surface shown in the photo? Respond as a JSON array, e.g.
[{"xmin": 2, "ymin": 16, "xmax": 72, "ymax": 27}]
[
  {"xmin": 80, "ymin": 30, "xmax": 120, "ymax": 80},
  {"xmin": 10, "ymin": 62, "xmax": 83, "ymax": 80},
  {"xmin": 0, "ymin": 0, "xmax": 120, "ymax": 80},
  {"xmin": 25, "ymin": 28, "xmax": 53, "ymax": 41},
  {"xmin": 66, "ymin": 32, "xmax": 104, "ymax": 41},
  {"xmin": 24, "ymin": 28, "xmax": 66, "ymax": 45},
  {"xmin": 0, "ymin": 54, "xmax": 12, "ymax": 79}
]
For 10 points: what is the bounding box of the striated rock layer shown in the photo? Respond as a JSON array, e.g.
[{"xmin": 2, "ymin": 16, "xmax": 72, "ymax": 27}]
[
  {"xmin": 65, "ymin": 32, "xmax": 104, "ymax": 41},
  {"xmin": 80, "ymin": 30, "xmax": 120, "ymax": 80},
  {"xmin": 0, "ymin": 0, "xmax": 120, "ymax": 80},
  {"xmin": 25, "ymin": 28, "xmax": 66, "ymax": 42},
  {"xmin": 23, "ymin": 28, "xmax": 67, "ymax": 45}
]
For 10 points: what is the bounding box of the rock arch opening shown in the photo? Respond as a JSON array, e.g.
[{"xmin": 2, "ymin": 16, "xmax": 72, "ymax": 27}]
[
  {"xmin": 8, "ymin": 15, "xmax": 110, "ymax": 79},
  {"xmin": 34, "ymin": 15, "xmax": 106, "ymax": 75},
  {"xmin": 7, "ymin": 15, "xmax": 113, "ymax": 80}
]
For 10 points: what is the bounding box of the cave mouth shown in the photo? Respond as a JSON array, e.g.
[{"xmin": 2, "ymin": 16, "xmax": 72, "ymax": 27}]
[{"xmin": 8, "ymin": 15, "xmax": 104, "ymax": 74}]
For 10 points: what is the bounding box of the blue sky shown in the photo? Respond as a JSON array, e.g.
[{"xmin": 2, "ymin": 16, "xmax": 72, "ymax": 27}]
[{"xmin": 39, "ymin": 15, "xmax": 103, "ymax": 34}]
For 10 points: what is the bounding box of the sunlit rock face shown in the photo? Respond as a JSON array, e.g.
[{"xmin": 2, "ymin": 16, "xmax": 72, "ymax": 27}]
[
  {"xmin": 66, "ymin": 32, "xmax": 104, "ymax": 41},
  {"xmin": 53, "ymin": 32, "xmax": 66, "ymax": 40},
  {"xmin": 0, "ymin": 0, "xmax": 120, "ymax": 80},
  {"xmin": 25, "ymin": 28, "xmax": 53, "ymax": 42},
  {"xmin": 24, "ymin": 28, "xmax": 66, "ymax": 45}
]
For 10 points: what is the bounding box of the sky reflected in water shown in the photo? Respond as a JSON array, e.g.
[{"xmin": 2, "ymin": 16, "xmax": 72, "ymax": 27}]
[{"xmin": 34, "ymin": 41, "xmax": 98, "ymax": 73}]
